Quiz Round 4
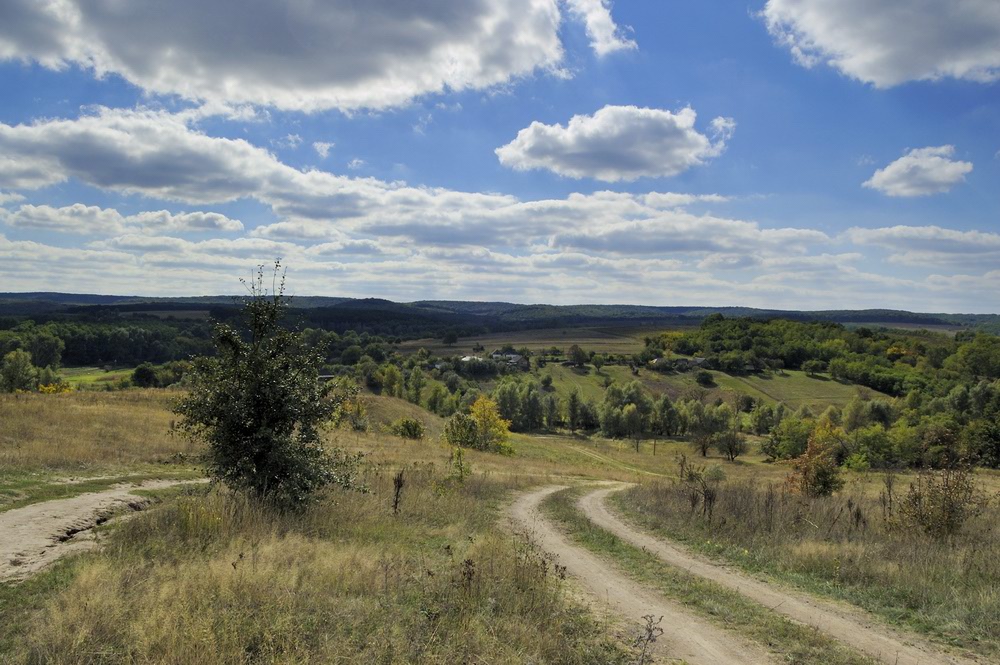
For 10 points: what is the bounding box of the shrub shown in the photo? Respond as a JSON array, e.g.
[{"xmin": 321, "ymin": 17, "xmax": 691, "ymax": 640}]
[
  {"xmin": 173, "ymin": 263, "xmax": 363, "ymax": 509},
  {"xmin": 787, "ymin": 422, "xmax": 844, "ymax": 497},
  {"xmin": 132, "ymin": 363, "xmax": 159, "ymax": 388},
  {"xmin": 392, "ymin": 417, "xmax": 426, "ymax": 440},
  {"xmin": 893, "ymin": 466, "xmax": 990, "ymax": 541},
  {"xmin": 695, "ymin": 370, "xmax": 714, "ymax": 387}
]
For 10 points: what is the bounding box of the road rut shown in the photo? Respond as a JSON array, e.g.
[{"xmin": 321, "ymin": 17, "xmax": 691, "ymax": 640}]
[
  {"xmin": 1, "ymin": 479, "xmax": 202, "ymax": 582},
  {"xmin": 581, "ymin": 485, "xmax": 981, "ymax": 665},
  {"xmin": 509, "ymin": 486, "xmax": 771, "ymax": 665}
]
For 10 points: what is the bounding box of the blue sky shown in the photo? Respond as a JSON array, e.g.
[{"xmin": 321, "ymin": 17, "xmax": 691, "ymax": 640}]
[{"xmin": 0, "ymin": 0, "xmax": 998, "ymax": 311}]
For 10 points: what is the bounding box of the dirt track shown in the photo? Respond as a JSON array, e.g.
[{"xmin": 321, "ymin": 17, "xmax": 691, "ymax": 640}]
[
  {"xmin": 581, "ymin": 485, "xmax": 981, "ymax": 665},
  {"xmin": 509, "ymin": 485, "xmax": 771, "ymax": 665},
  {"xmin": 0, "ymin": 479, "xmax": 201, "ymax": 582}
]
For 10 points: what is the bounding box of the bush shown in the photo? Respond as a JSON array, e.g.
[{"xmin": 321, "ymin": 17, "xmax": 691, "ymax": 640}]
[
  {"xmin": 392, "ymin": 417, "xmax": 426, "ymax": 440},
  {"xmin": 787, "ymin": 422, "xmax": 844, "ymax": 497},
  {"xmin": 132, "ymin": 363, "xmax": 159, "ymax": 388},
  {"xmin": 695, "ymin": 370, "xmax": 715, "ymax": 387},
  {"xmin": 893, "ymin": 466, "xmax": 990, "ymax": 541},
  {"xmin": 173, "ymin": 264, "xmax": 364, "ymax": 509}
]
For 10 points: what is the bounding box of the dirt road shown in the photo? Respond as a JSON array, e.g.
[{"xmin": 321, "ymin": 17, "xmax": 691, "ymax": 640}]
[
  {"xmin": 0, "ymin": 479, "xmax": 202, "ymax": 582},
  {"xmin": 509, "ymin": 486, "xmax": 771, "ymax": 665},
  {"xmin": 581, "ymin": 485, "xmax": 980, "ymax": 665}
]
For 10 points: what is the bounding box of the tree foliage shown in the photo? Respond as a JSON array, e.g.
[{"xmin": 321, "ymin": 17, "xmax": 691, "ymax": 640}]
[
  {"xmin": 443, "ymin": 396, "xmax": 512, "ymax": 454},
  {"xmin": 173, "ymin": 264, "xmax": 362, "ymax": 508}
]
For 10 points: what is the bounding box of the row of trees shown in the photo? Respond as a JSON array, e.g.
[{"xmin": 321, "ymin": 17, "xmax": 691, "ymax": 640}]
[{"xmin": 651, "ymin": 315, "xmax": 1000, "ymax": 398}]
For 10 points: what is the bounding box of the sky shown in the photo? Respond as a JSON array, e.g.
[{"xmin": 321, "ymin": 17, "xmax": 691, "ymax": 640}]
[{"xmin": 0, "ymin": 0, "xmax": 999, "ymax": 312}]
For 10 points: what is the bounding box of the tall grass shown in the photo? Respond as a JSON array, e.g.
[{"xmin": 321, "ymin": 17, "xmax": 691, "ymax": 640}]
[
  {"xmin": 0, "ymin": 390, "xmax": 198, "ymax": 472},
  {"xmin": 618, "ymin": 476, "xmax": 1000, "ymax": 657},
  {"xmin": 15, "ymin": 468, "xmax": 628, "ymax": 664}
]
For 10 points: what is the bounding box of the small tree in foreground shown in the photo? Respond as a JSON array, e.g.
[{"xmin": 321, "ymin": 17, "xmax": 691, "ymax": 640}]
[{"xmin": 174, "ymin": 263, "xmax": 363, "ymax": 508}]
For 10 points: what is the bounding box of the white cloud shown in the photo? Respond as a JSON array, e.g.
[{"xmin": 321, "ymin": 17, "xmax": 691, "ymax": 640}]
[
  {"xmin": 313, "ymin": 142, "xmax": 335, "ymax": 159},
  {"xmin": 3, "ymin": 107, "xmax": 1000, "ymax": 310},
  {"xmin": 273, "ymin": 134, "xmax": 302, "ymax": 150},
  {"xmin": 549, "ymin": 213, "xmax": 829, "ymax": 256},
  {"xmin": 642, "ymin": 192, "xmax": 729, "ymax": 208},
  {"xmin": 863, "ymin": 146, "xmax": 973, "ymax": 197},
  {"xmin": 129, "ymin": 210, "xmax": 245, "ymax": 233},
  {"xmin": 564, "ymin": 0, "xmax": 637, "ymax": 56},
  {"xmin": 495, "ymin": 106, "xmax": 734, "ymax": 181},
  {"xmin": 347, "ymin": 159, "xmax": 366, "ymax": 170},
  {"xmin": 0, "ymin": 203, "xmax": 243, "ymax": 235},
  {"xmin": 0, "ymin": 191, "xmax": 25, "ymax": 205},
  {"xmin": 0, "ymin": 108, "xmax": 274, "ymax": 202},
  {"xmin": 1, "ymin": 204, "xmax": 125, "ymax": 235},
  {"xmin": 847, "ymin": 225, "xmax": 1000, "ymax": 269},
  {"xmin": 762, "ymin": 0, "xmax": 1000, "ymax": 87},
  {"xmin": 0, "ymin": 0, "xmax": 567, "ymax": 112}
]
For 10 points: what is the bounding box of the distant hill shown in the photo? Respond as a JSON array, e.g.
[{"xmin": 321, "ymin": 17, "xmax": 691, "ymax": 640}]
[{"xmin": 2, "ymin": 292, "xmax": 998, "ymax": 333}]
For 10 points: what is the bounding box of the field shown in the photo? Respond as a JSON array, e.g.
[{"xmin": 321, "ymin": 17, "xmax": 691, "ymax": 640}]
[
  {"xmin": 2, "ymin": 386, "xmax": 998, "ymax": 663},
  {"xmin": 712, "ymin": 370, "xmax": 886, "ymax": 411},
  {"xmin": 399, "ymin": 326, "xmax": 649, "ymax": 357},
  {"xmin": 61, "ymin": 366, "xmax": 134, "ymax": 388},
  {"xmin": 532, "ymin": 362, "xmax": 883, "ymax": 415}
]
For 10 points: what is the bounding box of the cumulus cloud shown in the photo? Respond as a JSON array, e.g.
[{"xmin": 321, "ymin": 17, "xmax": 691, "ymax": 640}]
[
  {"xmin": 0, "ymin": 0, "xmax": 570, "ymax": 112},
  {"xmin": 313, "ymin": 142, "xmax": 334, "ymax": 159},
  {"xmin": 495, "ymin": 106, "xmax": 734, "ymax": 181},
  {"xmin": 847, "ymin": 225, "xmax": 1000, "ymax": 269},
  {"xmin": 1, "ymin": 204, "xmax": 126, "ymax": 235},
  {"xmin": 0, "ymin": 108, "xmax": 778, "ymax": 263},
  {"xmin": 762, "ymin": 0, "xmax": 1000, "ymax": 87},
  {"xmin": 564, "ymin": 0, "xmax": 636, "ymax": 56},
  {"xmin": 0, "ymin": 108, "xmax": 274, "ymax": 202},
  {"xmin": 863, "ymin": 146, "xmax": 973, "ymax": 197},
  {"xmin": 550, "ymin": 214, "xmax": 829, "ymax": 256},
  {"xmin": 0, "ymin": 203, "xmax": 243, "ymax": 235},
  {"xmin": 130, "ymin": 210, "xmax": 245, "ymax": 233},
  {"xmin": 2, "ymin": 106, "xmax": 999, "ymax": 310}
]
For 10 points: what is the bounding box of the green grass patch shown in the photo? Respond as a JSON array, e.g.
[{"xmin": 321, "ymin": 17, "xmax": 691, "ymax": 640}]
[
  {"xmin": 62, "ymin": 366, "xmax": 135, "ymax": 387},
  {"xmin": 720, "ymin": 370, "xmax": 888, "ymax": 412},
  {"xmin": 0, "ymin": 468, "xmax": 203, "ymax": 513}
]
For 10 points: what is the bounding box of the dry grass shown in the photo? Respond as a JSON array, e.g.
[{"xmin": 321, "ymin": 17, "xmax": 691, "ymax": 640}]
[
  {"xmin": 617, "ymin": 474, "xmax": 1000, "ymax": 658},
  {"xmin": 0, "ymin": 390, "xmax": 198, "ymax": 473},
  {"xmin": 14, "ymin": 470, "xmax": 628, "ymax": 664}
]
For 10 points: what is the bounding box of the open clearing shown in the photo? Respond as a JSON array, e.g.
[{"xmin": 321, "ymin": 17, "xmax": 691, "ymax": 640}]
[
  {"xmin": 399, "ymin": 326, "xmax": 647, "ymax": 356},
  {"xmin": 579, "ymin": 485, "xmax": 978, "ymax": 665},
  {"xmin": 509, "ymin": 485, "xmax": 770, "ymax": 665}
]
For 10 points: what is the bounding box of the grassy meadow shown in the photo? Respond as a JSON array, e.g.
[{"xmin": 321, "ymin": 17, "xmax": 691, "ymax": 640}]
[
  {"xmin": 399, "ymin": 326, "xmax": 648, "ymax": 357},
  {"xmin": 60, "ymin": 366, "xmax": 135, "ymax": 389},
  {"xmin": 4, "ymin": 380, "xmax": 1000, "ymax": 662}
]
